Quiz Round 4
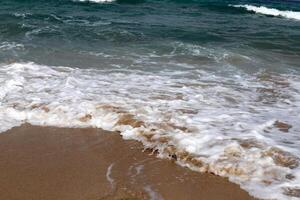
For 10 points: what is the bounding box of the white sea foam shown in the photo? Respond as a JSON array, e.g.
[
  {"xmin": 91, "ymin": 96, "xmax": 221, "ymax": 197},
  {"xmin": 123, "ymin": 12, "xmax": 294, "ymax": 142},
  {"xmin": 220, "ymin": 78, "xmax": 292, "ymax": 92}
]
[
  {"xmin": 12, "ymin": 12, "xmax": 31, "ymax": 18},
  {"xmin": 0, "ymin": 62, "xmax": 300, "ymax": 199},
  {"xmin": 0, "ymin": 42, "xmax": 24, "ymax": 51},
  {"xmin": 232, "ymin": 4, "xmax": 300, "ymax": 21},
  {"xmin": 144, "ymin": 185, "xmax": 164, "ymax": 200},
  {"xmin": 75, "ymin": 0, "xmax": 115, "ymax": 3},
  {"xmin": 106, "ymin": 163, "xmax": 115, "ymax": 189}
]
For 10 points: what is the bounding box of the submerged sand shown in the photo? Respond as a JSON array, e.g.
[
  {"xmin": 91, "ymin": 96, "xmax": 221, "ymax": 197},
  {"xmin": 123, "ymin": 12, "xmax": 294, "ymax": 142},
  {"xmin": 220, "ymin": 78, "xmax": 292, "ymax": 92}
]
[{"xmin": 0, "ymin": 124, "xmax": 256, "ymax": 200}]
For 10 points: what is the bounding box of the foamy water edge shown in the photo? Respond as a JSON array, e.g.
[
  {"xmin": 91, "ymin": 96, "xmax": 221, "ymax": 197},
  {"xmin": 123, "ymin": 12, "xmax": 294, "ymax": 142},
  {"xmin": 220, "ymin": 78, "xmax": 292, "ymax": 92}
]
[{"xmin": 1, "ymin": 62, "xmax": 300, "ymax": 200}]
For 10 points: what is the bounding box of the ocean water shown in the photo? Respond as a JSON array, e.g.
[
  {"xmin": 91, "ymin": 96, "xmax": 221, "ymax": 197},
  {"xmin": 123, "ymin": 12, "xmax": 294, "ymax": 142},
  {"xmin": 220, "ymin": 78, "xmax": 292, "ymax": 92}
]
[{"xmin": 0, "ymin": 0, "xmax": 300, "ymax": 199}]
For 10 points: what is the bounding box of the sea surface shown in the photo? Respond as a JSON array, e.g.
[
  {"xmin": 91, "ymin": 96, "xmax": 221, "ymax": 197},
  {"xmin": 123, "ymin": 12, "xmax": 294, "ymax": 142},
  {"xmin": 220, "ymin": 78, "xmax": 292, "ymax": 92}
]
[{"xmin": 0, "ymin": 0, "xmax": 300, "ymax": 199}]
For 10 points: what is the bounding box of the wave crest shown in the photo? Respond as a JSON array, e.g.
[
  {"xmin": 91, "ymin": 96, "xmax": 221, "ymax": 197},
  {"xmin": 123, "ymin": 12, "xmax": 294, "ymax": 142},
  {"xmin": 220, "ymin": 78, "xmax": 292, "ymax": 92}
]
[
  {"xmin": 74, "ymin": 0, "xmax": 115, "ymax": 3},
  {"xmin": 232, "ymin": 4, "xmax": 300, "ymax": 21}
]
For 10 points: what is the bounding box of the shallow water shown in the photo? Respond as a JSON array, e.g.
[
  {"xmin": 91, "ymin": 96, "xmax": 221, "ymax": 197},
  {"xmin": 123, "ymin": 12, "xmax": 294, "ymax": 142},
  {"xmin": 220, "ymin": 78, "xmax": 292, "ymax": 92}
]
[{"xmin": 0, "ymin": 0, "xmax": 300, "ymax": 199}]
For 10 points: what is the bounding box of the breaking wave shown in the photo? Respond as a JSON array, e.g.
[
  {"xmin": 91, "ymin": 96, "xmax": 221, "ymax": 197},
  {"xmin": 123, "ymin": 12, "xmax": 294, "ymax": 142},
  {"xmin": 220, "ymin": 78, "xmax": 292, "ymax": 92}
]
[
  {"xmin": 74, "ymin": 0, "xmax": 115, "ymax": 3},
  {"xmin": 0, "ymin": 42, "xmax": 24, "ymax": 51},
  {"xmin": 232, "ymin": 4, "xmax": 300, "ymax": 21},
  {"xmin": 1, "ymin": 62, "xmax": 300, "ymax": 200}
]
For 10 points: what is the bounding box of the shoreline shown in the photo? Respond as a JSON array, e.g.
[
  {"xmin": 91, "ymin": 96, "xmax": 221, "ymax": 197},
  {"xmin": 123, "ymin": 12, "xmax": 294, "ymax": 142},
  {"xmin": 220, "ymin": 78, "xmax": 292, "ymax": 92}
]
[{"xmin": 0, "ymin": 124, "xmax": 256, "ymax": 200}]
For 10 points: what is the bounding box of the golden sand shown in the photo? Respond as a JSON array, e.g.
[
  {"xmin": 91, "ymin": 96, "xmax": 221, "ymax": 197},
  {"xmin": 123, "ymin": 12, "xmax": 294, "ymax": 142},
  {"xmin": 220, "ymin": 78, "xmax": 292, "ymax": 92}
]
[{"xmin": 0, "ymin": 124, "xmax": 256, "ymax": 200}]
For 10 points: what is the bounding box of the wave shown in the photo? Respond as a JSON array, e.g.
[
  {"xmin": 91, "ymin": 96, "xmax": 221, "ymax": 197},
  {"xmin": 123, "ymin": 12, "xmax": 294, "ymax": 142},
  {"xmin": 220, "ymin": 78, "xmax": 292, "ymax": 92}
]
[
  {"xmin": 74, "ymin": 0, "xmax": 115, "ymax": 3},
  {"xmin": 0, "ymin": 42, "xmax": 24, "ymax": 51},
  {"xmin": 232, "ymin": 4, "xmax": 300, "ymax": 21},
  {"xmin": 1, "ymin": 62, "xmax": 300, "ymax": 199}
]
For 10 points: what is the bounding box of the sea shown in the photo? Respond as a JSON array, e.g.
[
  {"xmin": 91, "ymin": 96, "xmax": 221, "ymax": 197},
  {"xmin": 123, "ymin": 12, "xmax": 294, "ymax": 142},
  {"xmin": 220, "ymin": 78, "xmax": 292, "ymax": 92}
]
[{"xmin": 0, "ymin": 0, "xmax": 300, "ymax": 199}]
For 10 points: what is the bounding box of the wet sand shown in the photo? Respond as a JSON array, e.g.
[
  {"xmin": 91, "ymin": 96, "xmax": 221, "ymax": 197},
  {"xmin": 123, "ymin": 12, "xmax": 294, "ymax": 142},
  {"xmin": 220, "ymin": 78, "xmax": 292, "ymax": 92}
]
[{"xmin": 0, "ymin": 124, "xmax": 256, "ymax": 200}]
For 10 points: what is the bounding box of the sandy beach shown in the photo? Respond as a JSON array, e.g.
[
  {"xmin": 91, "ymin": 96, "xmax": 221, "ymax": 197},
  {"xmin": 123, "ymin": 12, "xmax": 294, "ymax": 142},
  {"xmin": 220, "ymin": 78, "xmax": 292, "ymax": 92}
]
[{"xmin": 0, "ymin": 124, "xmax": 256, "ymax": 200}]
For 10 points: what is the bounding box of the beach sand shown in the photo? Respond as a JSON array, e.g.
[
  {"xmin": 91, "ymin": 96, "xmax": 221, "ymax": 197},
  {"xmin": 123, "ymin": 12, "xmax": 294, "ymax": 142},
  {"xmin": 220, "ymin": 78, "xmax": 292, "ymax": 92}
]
[{"xmin": 0, "ymin": 124, "xmax": 256, "ymax": 200}]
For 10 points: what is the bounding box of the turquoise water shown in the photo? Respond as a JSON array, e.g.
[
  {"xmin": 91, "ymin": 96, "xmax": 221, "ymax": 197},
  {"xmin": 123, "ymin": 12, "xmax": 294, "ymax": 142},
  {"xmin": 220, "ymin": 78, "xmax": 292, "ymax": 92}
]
[
  {"xmin": 1, "ymin": 1, "xmax": 300, "ymax": 199},
  {"xmin": 1, "ymin": 0, "xmax": 300, "ymax": 71}
]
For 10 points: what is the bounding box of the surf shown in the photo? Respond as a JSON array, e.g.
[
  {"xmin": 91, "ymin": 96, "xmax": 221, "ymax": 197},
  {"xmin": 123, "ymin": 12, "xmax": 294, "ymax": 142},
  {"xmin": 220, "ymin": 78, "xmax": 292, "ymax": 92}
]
[
  {"xmin": 232, "ymin": 4, "xmax": 300, "ymax": 20},
  {"xmin": 1, "ymin": 62, "xmax": 300, "ymax": 200}
]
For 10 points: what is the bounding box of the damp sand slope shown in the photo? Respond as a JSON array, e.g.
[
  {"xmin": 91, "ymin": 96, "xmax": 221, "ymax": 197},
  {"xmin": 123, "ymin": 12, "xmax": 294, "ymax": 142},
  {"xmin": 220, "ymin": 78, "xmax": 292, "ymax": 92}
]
[{"xmin": 0, "ymin": 124, "xmax": 256, "ymax": 200}]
